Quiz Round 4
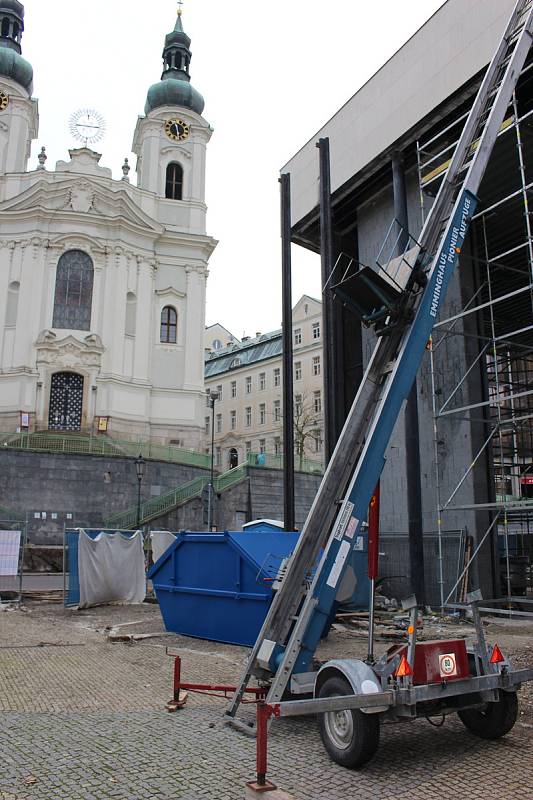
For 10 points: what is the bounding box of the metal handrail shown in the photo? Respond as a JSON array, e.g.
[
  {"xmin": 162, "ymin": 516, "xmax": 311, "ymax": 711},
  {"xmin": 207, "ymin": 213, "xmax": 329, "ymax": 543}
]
[
  {"xmin": 0, "ymin": 431, "xmax": 211, "ymax": 469},
  {"xmin": 105, "ymin": 463, "xmax": 250, "ymax": 529}
]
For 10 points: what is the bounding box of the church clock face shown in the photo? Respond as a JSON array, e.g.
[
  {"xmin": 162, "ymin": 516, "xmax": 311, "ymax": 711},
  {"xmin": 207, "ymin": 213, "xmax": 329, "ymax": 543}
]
[
  {"xmin": 0, "ymin": 91, "xmax": 9, "ymax": 111},
  {"xmin": 165, "ymin": 118, "xmax": 190, "ymax": 141}
]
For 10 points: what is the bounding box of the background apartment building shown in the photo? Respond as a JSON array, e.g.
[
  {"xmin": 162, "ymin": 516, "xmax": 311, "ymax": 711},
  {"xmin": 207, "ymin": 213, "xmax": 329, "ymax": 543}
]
[{"xmin": 204, "ymin": 296, "xmax": 323, "ymax": 471}]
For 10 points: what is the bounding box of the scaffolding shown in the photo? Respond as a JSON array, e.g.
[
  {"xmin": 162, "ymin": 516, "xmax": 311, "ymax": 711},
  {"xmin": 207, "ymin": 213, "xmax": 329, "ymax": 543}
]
[{"xmin": 417, "ymin": 58, "xmax": 533, "ymax": 613}]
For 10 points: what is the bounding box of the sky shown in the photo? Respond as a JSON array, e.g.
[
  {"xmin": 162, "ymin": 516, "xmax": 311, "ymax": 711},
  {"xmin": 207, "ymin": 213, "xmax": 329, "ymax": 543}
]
[{"xmin": 22, "ymin": 0, "xmax": 446, "ymax": 339}]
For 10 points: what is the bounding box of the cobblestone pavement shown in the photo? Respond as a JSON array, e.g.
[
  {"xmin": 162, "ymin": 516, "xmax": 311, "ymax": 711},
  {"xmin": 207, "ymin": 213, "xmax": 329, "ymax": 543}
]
[{"xmin": 1, "ymin": 603, "xmax": 533, "ymax": 800}]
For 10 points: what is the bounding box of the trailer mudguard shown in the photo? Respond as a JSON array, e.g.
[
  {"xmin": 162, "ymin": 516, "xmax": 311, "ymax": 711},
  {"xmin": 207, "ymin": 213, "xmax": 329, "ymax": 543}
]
[{"xmin": 314, "ymin": 659, "xmax": 388, "ymax": 715}]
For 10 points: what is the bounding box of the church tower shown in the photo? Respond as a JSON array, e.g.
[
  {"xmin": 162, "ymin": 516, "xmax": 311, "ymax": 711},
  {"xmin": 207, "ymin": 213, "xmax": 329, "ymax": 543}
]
[
  {"xmin": 132, "ymin": 9, "xmax": 211, "ymax": 223},
  {"xmin": 0, "ymin": 1, "xmax": 38, "ymax": 173}
]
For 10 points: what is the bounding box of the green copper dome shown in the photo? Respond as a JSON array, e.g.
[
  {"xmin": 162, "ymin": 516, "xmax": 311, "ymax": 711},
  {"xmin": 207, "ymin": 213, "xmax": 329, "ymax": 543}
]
[
  {"xmin": 145, "ymin": 78, "xmax": 204, "ymax": 115},
  {"xmin": 0, "ymin": 1, "xmax": 32, "ymax": 91},
  {"xmin": 0, "ymin": 47, "xmax": 32, "ymax": 89},
  {"xmin": 144, "ymin": 12, "xmax": 204, "ymax": 116}
]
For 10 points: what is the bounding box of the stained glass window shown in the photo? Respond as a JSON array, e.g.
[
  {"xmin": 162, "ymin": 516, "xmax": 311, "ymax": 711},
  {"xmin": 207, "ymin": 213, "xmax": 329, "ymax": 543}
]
[
  {"xmin": 160, "ymin": 306, "xmax": 177, "ymax": 343},
  {"xmin": 52, "ymin": 250, "xmax": 94, "ymax": 331}
]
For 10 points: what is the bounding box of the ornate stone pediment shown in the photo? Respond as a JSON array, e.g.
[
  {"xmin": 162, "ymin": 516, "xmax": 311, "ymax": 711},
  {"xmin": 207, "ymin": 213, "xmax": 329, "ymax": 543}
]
[
  {"xmin": 0, "ymin": 177, "xmax": 164, "ymax": 234},
  {"xmin": 35, "ymin": 331, "xmax": 105, "ymax": 369}
]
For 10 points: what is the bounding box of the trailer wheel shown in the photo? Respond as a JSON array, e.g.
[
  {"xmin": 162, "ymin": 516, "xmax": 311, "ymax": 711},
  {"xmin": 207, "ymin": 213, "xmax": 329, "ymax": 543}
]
[
  {"xmin": 458, "ymin": 690, "xmax": 518, "ymax": 739},
  {"xmin": 317, "ymin": 675, "xmax": 380, "ymax": 769}
]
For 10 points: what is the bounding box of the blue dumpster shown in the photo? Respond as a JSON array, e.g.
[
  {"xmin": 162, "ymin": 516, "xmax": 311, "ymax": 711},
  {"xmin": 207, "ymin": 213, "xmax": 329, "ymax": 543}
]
[{"xmin": 148, "ymin": 530, "xmax": 300, "ymax": 646}]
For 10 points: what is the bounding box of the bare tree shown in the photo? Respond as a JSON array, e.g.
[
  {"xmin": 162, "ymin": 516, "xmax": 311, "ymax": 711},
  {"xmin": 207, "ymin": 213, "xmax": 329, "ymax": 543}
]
[{"xmin": 293, "ymin": 391, "xmax": 322, "ymax": 468}]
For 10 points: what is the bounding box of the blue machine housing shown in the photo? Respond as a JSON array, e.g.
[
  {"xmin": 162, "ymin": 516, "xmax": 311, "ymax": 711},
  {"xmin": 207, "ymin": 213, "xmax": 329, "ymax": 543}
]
[{"xmin": 148, "ymin": 530, "xmax": 300, "ymax": 647}]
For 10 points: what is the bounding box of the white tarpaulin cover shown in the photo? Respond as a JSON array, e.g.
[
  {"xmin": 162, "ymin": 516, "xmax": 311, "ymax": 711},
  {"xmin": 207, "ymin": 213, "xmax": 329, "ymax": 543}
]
[
  {"xmin": 150, "ymin": 531, "xmax": 176, "ymax": 565},
  {"xmin": 0, "ymin": 530, "xmax": 21, "ymax": 576},
  {"xmin": 78, "ymin": 530, "xmax": 145, "ymax": 609}
]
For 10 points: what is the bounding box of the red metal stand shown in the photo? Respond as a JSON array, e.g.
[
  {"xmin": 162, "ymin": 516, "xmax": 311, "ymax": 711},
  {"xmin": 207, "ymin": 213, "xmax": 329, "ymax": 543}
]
[
  {"xmin": 166, "ymin": 653, "xmax": 268, "ymax": 711},
  {"xmin": 246, "ymin": 701, "xmax": 280, "ymax": 794}
]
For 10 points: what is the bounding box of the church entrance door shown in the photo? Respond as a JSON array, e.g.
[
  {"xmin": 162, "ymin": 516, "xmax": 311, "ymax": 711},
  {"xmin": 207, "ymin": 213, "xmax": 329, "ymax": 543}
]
[{"xmin": 48, "ymin": 372, "xmax": 84, "ymax": 431}]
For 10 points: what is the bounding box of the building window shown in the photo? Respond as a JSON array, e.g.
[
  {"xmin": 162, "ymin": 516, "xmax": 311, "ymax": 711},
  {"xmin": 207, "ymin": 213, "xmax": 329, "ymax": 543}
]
[
  {"xmin": 245, "ymin": 376, "xmax": 252, "ymax": 394},
  {"xmin": 314, "ymin": 430, "xmax": 323, "ymax": 453},
  {"xmin": 312, "ymin": 322, "xmax": 320, "ymax": 339},
  {"xmin": 52, "ymin": 250, "xmax": 94, "ymax": 331},
  {"xmin": 165, "ymin": 162, "xmax": 183, "ymax": 200},
  {"xmin": 215, "ymin": 446, "xmax": 221, "ymax": 467},
  {"xmin": 216, "ymin": 413, "xmax": 222, "ymax": 433},
  {"xmin": 259, "ymin": 403, "xmax": 266, "ymax": 425},
  {"xmin": 5, "ymin": 281, "xmax": 19, "ymax": 326},
  {"xmin": 294, "ymin": 328, "xmax": 302, "ymax": 345},
  {"xmin": 245, "ymin": 406, "xmax": 252, "ymax": 427},
  {"xmin": 313, "ymin": 356, "xmax": 321, "ymax": 376},
  {"xmin": 230, "ymin": 410, "xmax": 236, "ymax": 430},
  {"xmin": 259, "ymin": 439, "xmax": 266, "ymax": 454},
  {"xmin": 125, "ymin": 292, "xmax": 137, "ymax": 336},
  {"xmin": 274, "ymin": 400, "xmax": 281, "ymax": 422},
  {"xmin": 295, "ymin": 394, "xmax": 302, "ymax": 416},
  {"xmin": 274, "ymin": 368, "xmax": 280, "ymax": 387},
  {"xmin": 160, "ymin": 305, "xmax": 177, "ymax": 343},
  {"xmin": 245, "ymin": 440, "xmax": 252, "ymax": 455},
  {"xmin": 217, "ymin": 384, "xmax": 223, "ymax": 400},
  {"xmin": 205, "ymin": 417, "xmax": 210, "ymax": 435},
  {"xmin": 274, "ymin": 437, "xmax": 282, "ymax": 456},
  {"xmin": 230, "ymin": 356, "xmax": 242, "ymax": 368},
  {"xmin": 314, "ymin": 390, "xmax": 322, "ymax": 414},
  {"xmin": 295, "ymin": 362, "xmax": 302, "ymax": 381},
  {"xmin": 231, "ymin": 381, "xmax": 237, "ymax": 398},
  {"xmin": 212, "ymin": 338, "xmax": 222, "ymax": 350},
  {"xmin": 259, "ymin": 372, "xmax": 266, "ymax": 390}
]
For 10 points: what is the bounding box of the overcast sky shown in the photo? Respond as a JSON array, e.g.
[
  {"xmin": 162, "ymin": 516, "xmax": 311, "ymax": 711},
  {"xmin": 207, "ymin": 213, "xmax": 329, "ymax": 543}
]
[{"xmin": 22, "ymin": 0, "xmax": 445, "ymax": 339}]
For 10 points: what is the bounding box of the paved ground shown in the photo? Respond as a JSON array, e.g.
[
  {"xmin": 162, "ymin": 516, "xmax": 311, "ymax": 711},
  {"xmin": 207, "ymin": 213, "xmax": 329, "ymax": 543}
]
[{"xmin": 1, "ymin": 602, "xmax": 533, "ymax": 799}]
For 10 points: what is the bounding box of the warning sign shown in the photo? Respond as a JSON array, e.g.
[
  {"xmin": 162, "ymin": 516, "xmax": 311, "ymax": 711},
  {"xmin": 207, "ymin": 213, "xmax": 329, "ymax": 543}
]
[{"xmin": 439, "ymin": 653, "xmax": 458, "ymax": 678}]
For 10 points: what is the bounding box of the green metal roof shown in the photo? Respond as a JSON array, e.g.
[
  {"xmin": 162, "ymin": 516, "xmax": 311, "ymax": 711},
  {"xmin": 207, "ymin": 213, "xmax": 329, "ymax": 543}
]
[
  {"xmin": 205, "ymin": 330, "xmax": 282, "ymax": 378},
  {"xmin": 0, "ymin": 45, "xmax": 32, "ymax": 90}
]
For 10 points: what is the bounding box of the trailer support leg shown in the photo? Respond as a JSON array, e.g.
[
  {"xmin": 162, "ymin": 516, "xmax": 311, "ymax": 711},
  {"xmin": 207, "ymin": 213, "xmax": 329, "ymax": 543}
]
[
  {"xmin": 166, "ymin": 656, "xmax": 188, "ymax": 712},
  {"xmin": 246, "ymin": 702, "xmax": 280, "ymax": 794}
]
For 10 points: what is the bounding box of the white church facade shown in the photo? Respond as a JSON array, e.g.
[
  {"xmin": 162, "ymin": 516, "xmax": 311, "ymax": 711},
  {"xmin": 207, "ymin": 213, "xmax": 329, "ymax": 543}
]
[{"xmin": 0, "ymin": 1, "xmax": 216, "ymax": 448}]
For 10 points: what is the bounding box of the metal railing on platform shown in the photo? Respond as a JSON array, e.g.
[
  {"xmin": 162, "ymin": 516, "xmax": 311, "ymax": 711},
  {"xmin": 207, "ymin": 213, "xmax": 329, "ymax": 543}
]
[{"xmin": 0, "ymin": 431, "xmax": 211, "ymax": 469}]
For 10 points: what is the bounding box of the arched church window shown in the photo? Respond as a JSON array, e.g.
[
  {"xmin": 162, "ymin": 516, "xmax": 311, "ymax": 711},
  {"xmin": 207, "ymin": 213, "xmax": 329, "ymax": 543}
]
[
  {"xmin": 125, "ymin": 292, "xmax": 137, "ymax": 336},
  {"xmin": 1, "ymin": 18, "xmax": 9, "ymax": 38},
  {"xmin": 5, "ymin": 281, "xmax": 19, "ymax": 326},
  {"xmin": 52, "ymin": 250, "xmax": 94, "ymax": 331},
  {"xmin": 165, "ymin": 162, "xmax": 183, "ymax": 201},
  {"xmin": 160, "ymin": 306, "xmax": 177, "ymax": 343},
  {"xmin": 12, "ymin": 21, "xmax": 18, "ymax": 39}
]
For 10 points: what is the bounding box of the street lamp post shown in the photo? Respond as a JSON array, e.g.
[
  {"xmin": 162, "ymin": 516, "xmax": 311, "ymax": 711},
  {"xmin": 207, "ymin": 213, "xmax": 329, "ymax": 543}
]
[
  {"xmin": 207, "ymin": 390, "xmax": 219, "ymax": 531},
  {"xmin": 135, "ymin": 453, "xmax": 145, "ymax": 529}
]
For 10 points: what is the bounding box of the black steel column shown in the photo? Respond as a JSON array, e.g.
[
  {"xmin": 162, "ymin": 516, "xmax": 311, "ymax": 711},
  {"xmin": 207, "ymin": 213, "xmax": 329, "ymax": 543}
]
[
  {"xmin": 280, "ymin": 172, "xmax": 295, "ymax": 532},
  {"xmin": 317, "ymin": 137, "xmax": 338, "ymax": 463},
  {"xmin": 392, "ymin": 152, "xmax": 426, "ymax": 607}
]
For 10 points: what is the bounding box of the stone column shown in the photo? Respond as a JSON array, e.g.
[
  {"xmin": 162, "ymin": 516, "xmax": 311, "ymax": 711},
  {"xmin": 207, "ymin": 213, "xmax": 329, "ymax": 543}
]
[
  {"xmin": 133, "ymin": 257, "xmax": 153, "ymax": 381},
  {"xmin": 111, "ymin": 249, "xmax": 127, "ymax": 376},
  {"xmin": 0, "ymin": 241, "xmax": 15, "ymax": 357},
  {"xmin": 183, "ymin": 265, "xmax": 206, "ymax": 390},
  {"xmin": 100, "ymin": 247, "xmax": 115, "ymax": 374}
]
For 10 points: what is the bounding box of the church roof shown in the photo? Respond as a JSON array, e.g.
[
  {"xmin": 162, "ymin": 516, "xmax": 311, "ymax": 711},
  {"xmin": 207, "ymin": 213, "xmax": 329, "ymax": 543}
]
[
  {"xmin": 145, "ymin": 10, "xmax": 204, "ymax": 116},
  {"xmin": 0, "ymin": 0, "xmax": 32, "ymax": 91}
]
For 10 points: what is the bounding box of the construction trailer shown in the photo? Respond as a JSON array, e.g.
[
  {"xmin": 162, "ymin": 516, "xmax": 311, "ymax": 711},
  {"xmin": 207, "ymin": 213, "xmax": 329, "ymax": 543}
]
[
  {"xmin": 216, "ymin": 0, "xmax": 533, "ymax": 782},
  {"xmin": 282, "ymin": 0, "xmax": 533, "ymax": 612}
]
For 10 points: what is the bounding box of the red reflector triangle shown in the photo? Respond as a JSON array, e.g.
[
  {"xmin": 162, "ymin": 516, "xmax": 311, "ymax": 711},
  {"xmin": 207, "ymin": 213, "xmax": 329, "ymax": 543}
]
[
  {"xmin": 490, "ymin": 643, "xmax": 505, "ymax": 664},
  {"xmin": 395, "ymin": 653, "xmax": 413, "ymax": 678}
]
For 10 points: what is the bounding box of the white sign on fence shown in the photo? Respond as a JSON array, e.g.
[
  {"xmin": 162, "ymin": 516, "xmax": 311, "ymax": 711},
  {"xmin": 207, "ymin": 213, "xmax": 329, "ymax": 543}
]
[{"xmin": 0, "ymin": 530, "xmax": 21, "ymax": 576}]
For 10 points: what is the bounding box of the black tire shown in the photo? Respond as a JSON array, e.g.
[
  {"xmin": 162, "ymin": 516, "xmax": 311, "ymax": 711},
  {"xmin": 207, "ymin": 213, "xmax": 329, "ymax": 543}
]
[
  {"xmin": 458, "ymin": 691, "xmax": 518, "ymax": 739},
  {"xmin": 317, "ymin": 675, "xmax": 380, "ymax": 769}
]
